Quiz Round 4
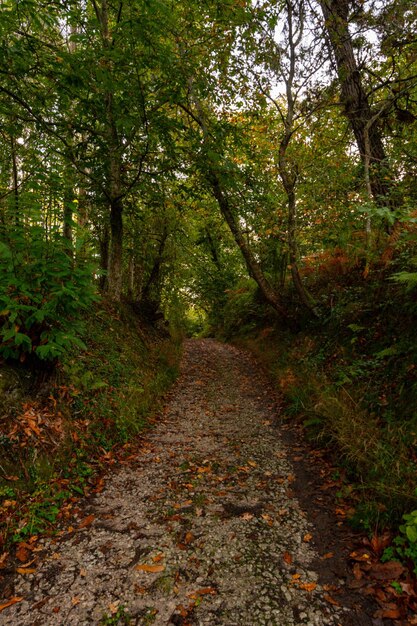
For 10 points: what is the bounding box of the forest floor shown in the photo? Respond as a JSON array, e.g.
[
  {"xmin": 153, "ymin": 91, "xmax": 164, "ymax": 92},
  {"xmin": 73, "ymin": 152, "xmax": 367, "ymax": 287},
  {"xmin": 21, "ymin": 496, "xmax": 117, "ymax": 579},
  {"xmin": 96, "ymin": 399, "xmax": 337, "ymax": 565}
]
[{"xmin": 0, "ymin": 339, "xmax": 391, "ymax": 625}]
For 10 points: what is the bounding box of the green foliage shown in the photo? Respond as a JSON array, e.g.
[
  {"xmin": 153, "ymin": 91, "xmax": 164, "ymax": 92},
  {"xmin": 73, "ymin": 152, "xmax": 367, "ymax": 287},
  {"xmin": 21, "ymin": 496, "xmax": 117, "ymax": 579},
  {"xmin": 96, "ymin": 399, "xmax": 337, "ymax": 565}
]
[
  {"xmin": 390, "ymin": 271, "xmax": 417, "ymax": 291},
  {"xmin": 0, "ymin": 224, "xmax": 98, "ymax": 362},
  {"xmin": 382, "ymin": 509, "xmax": 417, "ymax": 575}
]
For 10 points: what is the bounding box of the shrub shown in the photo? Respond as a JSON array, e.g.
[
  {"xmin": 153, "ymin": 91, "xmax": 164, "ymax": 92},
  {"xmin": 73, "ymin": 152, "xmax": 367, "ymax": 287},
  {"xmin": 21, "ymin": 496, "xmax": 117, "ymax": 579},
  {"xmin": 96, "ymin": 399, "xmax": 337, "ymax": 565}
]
[{"xmin": 0, "ymin": 223, "xmax": 98, "ymax": 362}]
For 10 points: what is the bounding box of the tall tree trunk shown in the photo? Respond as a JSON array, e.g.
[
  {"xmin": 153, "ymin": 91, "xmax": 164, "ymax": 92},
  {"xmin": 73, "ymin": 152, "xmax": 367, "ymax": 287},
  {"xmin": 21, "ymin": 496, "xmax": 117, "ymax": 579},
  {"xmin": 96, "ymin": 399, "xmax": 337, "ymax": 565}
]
[
  {"xmin": 275, "ymin": 0, "xmax": 317, "ymax": 314},
  {"xmin": 95, "ymin": 0, "xmax": 125, "ymax": 301},
  {"xmin": 319, "ymin": 0, "xmax": 395, "ymax": 208},
  {"xmin": 142, "ymin": 230, "xmax": 168, "ymax": 303},
  {"xmin": 279, "ymin": 138, "xmax": 317, "ymax": 314},
  {"xmin": 10, "ymin": 134, "xmax": 19, "ymax": 227},
  {"xmin": 206, "ymin": 168, "xmax": 288, "ymax": 319},
  {"xmin": 107, "ymin": 194, "xmax": 123, "ymax": 300},
  {"xmin": 99, "ymin": 222, "xmax": 110, "ymax": 290},
  {"xmin": 183, "ymin": 81, "xmax": 288, "ymax": 320}
]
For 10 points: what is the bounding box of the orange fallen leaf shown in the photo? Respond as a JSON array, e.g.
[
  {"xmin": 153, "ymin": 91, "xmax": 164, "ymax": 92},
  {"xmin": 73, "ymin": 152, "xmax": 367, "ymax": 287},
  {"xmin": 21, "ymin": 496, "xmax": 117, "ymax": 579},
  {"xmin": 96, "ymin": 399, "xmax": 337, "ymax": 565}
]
[
  {"xmin": 374, "ymin": 607, "xmax": 401, "ymax": 619},
  {"xmin": 152, "ymin": 554, "xmax": 164, "ymax": 563},
  {"xmin": 16, "ymin": 546, "xmax": 30, "ymax": 563},
  {"xmin": 184, "ymin": 532, "xmax": 194, "ymax": 545},
  {"xmin": 188, "ymin": 587, "xmax": 217, "ymax": 599},
  {"xmin": 0, "ymin": 597, "xmax": 23, "ymax": 612},
  {"xmin": 352, "ymin": 563, "xmax": 363, "ymax": 580},
  {"xmin": 321, "ymin": 552, "xmax": 334, "ymax": 560},
  {"xmin": 298, "ymin": 582, "xmax": 317, "ymax": 592},
  {"xmin": 292, "ymin": 573, "xmax": 301, "ymax": 580},
  {"xmin": 78, "ymin": 514, "xmax": 95, "ymax": 529},
  {"xmin": 241, "ymin": 512, "xmax": 254, "ymax": 520},
  {"xmin": 324, "ymin": 594, "xmax": 341, "ymax": 607},
  {"xmin": 248, "ymin": 460, "xmax": 257, "ymax": 467},
  {"xmin": 349, "ymin": 551, "xmax": 370, "ymax": 562},
  {"xmin": 135, "ymin": 564, "xmax": 165, "ymax": 573},
  {"xmin": 0, "ymin": 553, "xmax": 8, "ymax": 569},
  {"xmin": 283, "ymin": 551, "xmax": 293, "ymax": 565},
  {"xmin": 303, "ymin": 533, "xmax": 313, "ymax": 542},
  {"xmin": 16, "ymin": 567, "xmax": 36, "ymax": 575},
  {"xmin": 71, "ymin": 597, "xmax": 80, "ymax": 606},
  {"xmin": 335, "ymin": 507, "xmax": 347, "ymax": 517}
]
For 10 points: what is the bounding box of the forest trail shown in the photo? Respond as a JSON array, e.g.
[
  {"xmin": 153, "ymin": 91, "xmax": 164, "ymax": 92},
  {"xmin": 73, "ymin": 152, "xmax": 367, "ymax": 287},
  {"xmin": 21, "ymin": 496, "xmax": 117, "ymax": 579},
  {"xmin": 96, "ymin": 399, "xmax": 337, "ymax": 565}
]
[{"xmin": 1, "ymin": 340, "xmax": 374, "ymax": 626}]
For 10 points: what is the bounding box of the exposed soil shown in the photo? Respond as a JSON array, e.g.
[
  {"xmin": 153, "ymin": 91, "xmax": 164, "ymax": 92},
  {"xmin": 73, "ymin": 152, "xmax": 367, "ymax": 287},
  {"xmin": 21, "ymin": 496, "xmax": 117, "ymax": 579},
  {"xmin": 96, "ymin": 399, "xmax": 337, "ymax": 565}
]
[{"xmin": 0, "ymin": 339, "xmax": 389, "ymax": 625}]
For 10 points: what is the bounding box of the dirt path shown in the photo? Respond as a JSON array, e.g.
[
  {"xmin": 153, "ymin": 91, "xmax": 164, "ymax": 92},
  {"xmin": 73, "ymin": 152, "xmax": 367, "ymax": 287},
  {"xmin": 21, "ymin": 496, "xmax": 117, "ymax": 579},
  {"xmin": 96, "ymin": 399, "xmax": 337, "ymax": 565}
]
[{"xmin": 1, "ymin": 339, "xmax": 374, "ymax": 625}]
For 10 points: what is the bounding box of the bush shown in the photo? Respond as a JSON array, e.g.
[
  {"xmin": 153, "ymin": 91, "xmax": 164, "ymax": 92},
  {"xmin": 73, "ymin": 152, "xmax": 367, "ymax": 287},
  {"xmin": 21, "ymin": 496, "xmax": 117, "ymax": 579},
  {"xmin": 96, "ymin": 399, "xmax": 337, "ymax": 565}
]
[{"xmin": 0, "ymin": 223, "xmax": 98, "ymax": 362}]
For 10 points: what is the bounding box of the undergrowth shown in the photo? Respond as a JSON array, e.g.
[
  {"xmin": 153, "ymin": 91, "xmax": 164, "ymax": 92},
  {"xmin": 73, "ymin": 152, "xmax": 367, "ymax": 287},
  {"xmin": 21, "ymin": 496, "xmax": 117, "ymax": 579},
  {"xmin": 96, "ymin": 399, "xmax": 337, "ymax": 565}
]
[
  {"xmin": 0, "ymin": 302, "xmax": 181, "ymax": 549},
  {"xmin": 220, "ymin": 266, "xmax": 417, "ymax": 538}
]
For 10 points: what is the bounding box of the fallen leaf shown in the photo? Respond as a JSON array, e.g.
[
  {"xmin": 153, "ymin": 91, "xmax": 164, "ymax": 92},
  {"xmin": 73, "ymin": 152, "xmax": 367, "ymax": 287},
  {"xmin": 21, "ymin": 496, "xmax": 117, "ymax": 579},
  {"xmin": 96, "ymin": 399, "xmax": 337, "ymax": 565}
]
[
  {"xmin": 369, "ymin": 533, "xmax": 391, "ymax": 555},
  {"xmin": 108, "ymin": 602, "xmax": 120, "ymax": 615},
  {"xmin": 369, "ymin": 561, "xmax": 405, "ymax": 580},
  {"xmin": 303, "ymin": 533, "xmax": 313, "ymax": 543},
  {"xmin": 321, "ymin": 552, "xmax": 334, "ymax": 560},
  {"xmin": 79, "ymin": 568, "xmax": 87, "ymax": 577},
  {"xmin": 291, "ymin": 573, "xmax": 301, "ymax": 580},
  {"xmin": 349, "ymin": 551, "xmax": 371, "ymax": 562},
  {"xmin": 374, "ymin": 606, "xmax": 401, "ymax": 619},
  {"xmin": 241, "ymin": 512, "xmax": 254, "ymax": 520},
  {"xmin": 188, "ymin": 587, "xmax": 217, "ymax": 599},
  {"xmin": 324, "ymin": 594, "xmax": 341, "ymax": 607},
  {"xmin": 283, "ymin": 551, "xmax": 293, "ymax": 565},
  {"xmin": 71, "ymin": 597, "xmax": 80, "ymax": 606},
  {"xmin": 0, "ymin": 553, "xmax": 8, "ymax": 569},
  {"xmin": 16, "ymin": 546, "xmax": 30, "ymax": 563},
  {"xmin": 16, "ymin": 567, "xmax": 36, "ymax": 575},
  {"xmin": 298, "ymin": 582, "xmax": 317, "ymax": 592},
  {"xmin": 78, "ymin": 514, "xmax": 95, "ymax": 530},
  {"xmin": 184, "ymin": 532, "xmax": 194, "ymax": 545},
  {"xmin": 335, "ymin": 507, "xmax": 347, "ymax": 517},
  {"xmin": 0, "ymin": 597, "xmax": 23, "ymax": 612},
  {"xmin": 135, "ymin": 564, "xmax": 165, "ymax": 573},
  {"xmin": 152, "ymin": 554, "xmax": 164, "ymax": 563},
  {"xmin": 248, "ymin": 460, "xmax": 257, "ymax": 467}
]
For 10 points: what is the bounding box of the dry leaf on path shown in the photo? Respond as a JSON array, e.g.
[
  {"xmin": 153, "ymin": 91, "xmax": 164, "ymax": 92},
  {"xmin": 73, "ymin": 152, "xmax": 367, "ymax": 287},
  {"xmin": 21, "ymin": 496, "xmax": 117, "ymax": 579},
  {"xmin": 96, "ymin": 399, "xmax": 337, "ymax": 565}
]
[
  {"xmin": 78, "ymin": 514, "xmax": 95, "ymax": 530},
  {"xmin": 0, "ymin": 553, "xmax": 8, "ymax": 569},
  {"xmin": 374, "ymin": 606, "xmax": 401, "ymax": 619},
  {"xmin": 298, "ymin": 582, "xmax": 317, "ymax": 592},
  {"xmin": 303, "ymin": 533, "xmax": 313, "ymax": 542},
  {"xmin": 0, "ymin": 597, "xmax": 23, "ymax": 612},
  {"xmin": 283, "ymin": 551, "xmax": 293, "ymax": 564},
  {"xmin": 135, "ymin": 564, "xmax": 165, "ymax": 573},
  {"xmin": 188, "ymin": 587, "xmax": 217, "ymax": 599},
  {"xmin": 16, "ymin": 567, "xmax": 36, "ymax": 575},
  {"xmin": 324, "ymin": 594, "xmax": 341, "ymax": 607},
  {"xmin": 241, "ymin": 512, "xmax": 254, "ymax": 520}
]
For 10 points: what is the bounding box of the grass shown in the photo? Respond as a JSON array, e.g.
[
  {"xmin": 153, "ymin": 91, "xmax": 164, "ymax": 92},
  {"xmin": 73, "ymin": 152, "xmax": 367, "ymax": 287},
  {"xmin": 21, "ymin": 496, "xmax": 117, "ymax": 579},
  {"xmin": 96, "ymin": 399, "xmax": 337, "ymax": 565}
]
[{"xmin": 0, "ymin": 301, "xmax": 181, "ymax": 550}]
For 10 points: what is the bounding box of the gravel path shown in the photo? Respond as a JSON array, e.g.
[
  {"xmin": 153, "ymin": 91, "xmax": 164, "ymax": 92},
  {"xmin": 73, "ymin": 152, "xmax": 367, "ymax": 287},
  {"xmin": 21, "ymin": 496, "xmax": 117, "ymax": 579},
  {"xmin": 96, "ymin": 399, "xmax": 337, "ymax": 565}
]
[{"xmin": 1, "ymin": 339, "xmax": 369, "ymax": 625}]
